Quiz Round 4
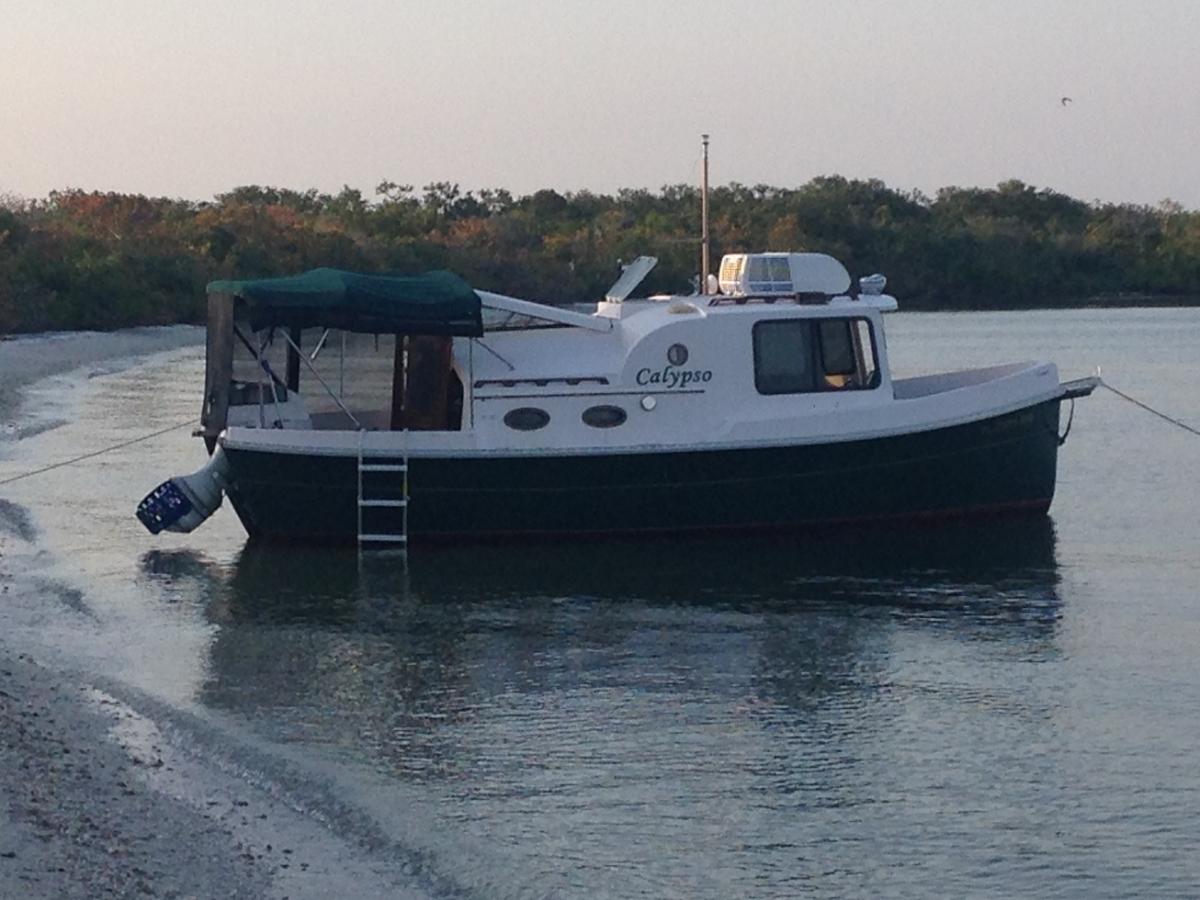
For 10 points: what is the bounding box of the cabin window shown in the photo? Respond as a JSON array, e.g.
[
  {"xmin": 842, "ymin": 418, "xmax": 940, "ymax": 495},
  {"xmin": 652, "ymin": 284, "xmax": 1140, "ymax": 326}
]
[
  {"xmin": 853, "ymin": 320, "xmax": 878, "ymax": 387},
  {"xmin": 753, "ymin": 318, "xmax": 880, "ymax": 394},
  {"xmin": 504, "ymin": 407, "xmax": 550, "ymax": 431},
  {"xmin": 582, "ymin": 405, "xmax": 627, "ymax": 428},
  {"xmin": 818, "ymin": 320, "xmax": 856, "ymax": 376},
  {"xmin": 753, "ymin": 321, "xmax": 815, "ymax": 393}
]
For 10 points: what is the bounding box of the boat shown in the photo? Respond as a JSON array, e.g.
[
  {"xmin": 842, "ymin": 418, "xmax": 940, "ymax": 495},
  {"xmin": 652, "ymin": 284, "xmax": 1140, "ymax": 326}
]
[{"xmin": 136, "ymin": 251, "xmax": 1098, "ymax": 545}]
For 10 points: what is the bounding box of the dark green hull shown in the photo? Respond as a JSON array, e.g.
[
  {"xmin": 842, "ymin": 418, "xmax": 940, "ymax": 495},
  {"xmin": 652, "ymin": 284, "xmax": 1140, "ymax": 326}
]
[{"xmin": 222, "ymin": 399, "xmax": 1063, "ymax": 544}]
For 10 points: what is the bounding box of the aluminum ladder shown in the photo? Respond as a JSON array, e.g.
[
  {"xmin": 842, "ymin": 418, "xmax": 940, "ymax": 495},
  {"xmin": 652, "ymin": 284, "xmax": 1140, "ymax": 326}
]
[{"xmin": 357, "ymin": 429, "xmax": 409, "ymax": 549}]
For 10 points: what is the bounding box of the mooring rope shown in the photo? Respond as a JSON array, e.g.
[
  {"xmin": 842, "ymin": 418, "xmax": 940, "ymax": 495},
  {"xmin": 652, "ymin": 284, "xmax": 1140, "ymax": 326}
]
[
  {"xmin": 0, "ymin": 417, "xmax": 196, "ymax": 488},
  {"xmin": 1100, "ymin": 379, "xmax": 1200, "ymax": 437}
]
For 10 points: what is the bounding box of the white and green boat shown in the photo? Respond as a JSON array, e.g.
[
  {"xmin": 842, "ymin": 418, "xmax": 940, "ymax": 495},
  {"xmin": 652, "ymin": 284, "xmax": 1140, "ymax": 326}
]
[{"xmin": 137, "ymin": 252, "xmax": 1097, "ymax": 545}]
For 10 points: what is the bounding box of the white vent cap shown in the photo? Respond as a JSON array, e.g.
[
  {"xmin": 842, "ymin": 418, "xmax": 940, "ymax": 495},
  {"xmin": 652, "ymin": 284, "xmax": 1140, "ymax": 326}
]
[{"xmin": 859, "ymin": 274, "xmax": 887, "ymax": 295}]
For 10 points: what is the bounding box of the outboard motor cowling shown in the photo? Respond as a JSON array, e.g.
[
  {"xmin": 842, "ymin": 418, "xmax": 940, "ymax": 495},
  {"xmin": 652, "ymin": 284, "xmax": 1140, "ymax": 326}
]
[{"xmin": 136, "ymin": 447, "xmax": 232, "ymax": 535}]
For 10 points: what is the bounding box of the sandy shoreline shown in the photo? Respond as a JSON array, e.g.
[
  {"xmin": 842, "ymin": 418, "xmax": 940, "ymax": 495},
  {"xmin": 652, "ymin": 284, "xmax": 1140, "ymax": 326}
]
[
  {"xmin": 0, "ymin": 330, "xmax": 425, "ymax": 899},
  {"xmin": 0, "ymin": 327, "xmax": 264, "ymax": 898},
  {"xmin": 0, "ymin": 327, "xmax": 204, "ymax": 420},
  {"xmin": 0, "ymin": 654, "xmax": 270, "ymax": 899}
]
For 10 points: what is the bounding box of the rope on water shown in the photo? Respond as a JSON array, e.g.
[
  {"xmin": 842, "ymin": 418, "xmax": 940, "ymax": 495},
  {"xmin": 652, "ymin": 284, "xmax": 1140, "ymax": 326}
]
[
  {"xmin": 1100, "ymin": 379, "xmax": 1200, "ymax": 437},
  {"xmin": 0, "ymin": 417, "xmax": 196, "ymax": 488}
]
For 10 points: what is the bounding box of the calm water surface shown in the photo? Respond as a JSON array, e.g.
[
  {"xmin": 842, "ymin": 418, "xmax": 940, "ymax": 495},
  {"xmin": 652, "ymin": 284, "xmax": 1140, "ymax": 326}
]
[{"xmin": 2, "ymin": 309, "xmax": 1198, "ymax": 898}]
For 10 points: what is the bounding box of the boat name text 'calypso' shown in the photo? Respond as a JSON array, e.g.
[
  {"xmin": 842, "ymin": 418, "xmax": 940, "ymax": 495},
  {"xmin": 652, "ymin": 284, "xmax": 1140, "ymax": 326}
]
[{"xmin": 635, "ymin": 365, "xmax": 714, "ymax": 389}]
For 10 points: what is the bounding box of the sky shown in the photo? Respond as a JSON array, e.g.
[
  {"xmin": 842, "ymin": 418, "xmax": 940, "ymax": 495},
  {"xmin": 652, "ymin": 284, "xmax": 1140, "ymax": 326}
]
[{"xmin": 3, "ymin": 0, "xmax": 1200, "ymax": 207}]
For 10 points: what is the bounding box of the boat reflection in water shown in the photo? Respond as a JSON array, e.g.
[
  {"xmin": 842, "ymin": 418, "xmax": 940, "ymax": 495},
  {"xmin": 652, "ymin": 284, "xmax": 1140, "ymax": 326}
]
[
  {"xmin": 136, "ymin": 521, "xmax": 1065, "ymax": 897},
  {"xmin": 141, "ymin": 518, "xmax": 1062, "ymax": 773}
]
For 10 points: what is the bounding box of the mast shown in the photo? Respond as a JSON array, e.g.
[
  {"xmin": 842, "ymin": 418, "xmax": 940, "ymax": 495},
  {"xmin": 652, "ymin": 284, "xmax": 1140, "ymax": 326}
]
[{"xmin": 700, "ymin": 134, "xmax": 710, "ymax": 293}]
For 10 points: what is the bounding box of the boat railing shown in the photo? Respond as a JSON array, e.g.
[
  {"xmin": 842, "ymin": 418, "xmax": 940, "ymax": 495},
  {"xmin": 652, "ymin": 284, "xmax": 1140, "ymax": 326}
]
[
  {"xmin": 707, "ymin": 292, "xmax": 841, "ymax": 307},
  {"xmin": 279, "ymin": 328, "xmax": 363, "ymax": 429}
]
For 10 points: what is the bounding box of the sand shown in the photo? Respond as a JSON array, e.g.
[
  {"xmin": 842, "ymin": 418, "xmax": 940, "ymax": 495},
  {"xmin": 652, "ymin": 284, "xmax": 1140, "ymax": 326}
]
[
  {"xmin": 0, "ymin": 326, "xmax": 261, "ymax": 898},
  {"xmin": 0, "ymin": 654, "xmax": 270, "ymax": 899},
  {"xmin": 0, "ymin": 328, "xmax": 427, "ymax": 899},
  {"xmin": 0, "ymin": 327, "xmax": 204, "ymax": 419}
]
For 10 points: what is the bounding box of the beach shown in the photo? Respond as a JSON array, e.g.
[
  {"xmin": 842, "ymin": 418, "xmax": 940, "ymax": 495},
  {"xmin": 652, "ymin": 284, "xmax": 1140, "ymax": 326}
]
[
  {"xmin": 0, "ymin": 328, "xmax": 261, "ymax": 897},
  {"xmin": 0, "ymin": 653, "xmax": 272, "ymax": 898},
  {"xmin": 0, "ymin": 329, "xmax": 425, "ymax": 900}
]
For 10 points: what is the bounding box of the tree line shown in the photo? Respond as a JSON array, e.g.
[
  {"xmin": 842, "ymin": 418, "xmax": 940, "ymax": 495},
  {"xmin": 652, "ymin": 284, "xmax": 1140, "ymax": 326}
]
[{"xmin": 1, "ymin": 177, "xmax": 1198, "ymax": 333}]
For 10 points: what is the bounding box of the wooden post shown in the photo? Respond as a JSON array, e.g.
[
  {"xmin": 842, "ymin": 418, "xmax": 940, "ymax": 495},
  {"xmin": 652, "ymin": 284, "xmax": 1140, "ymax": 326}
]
[{"xmin": 201, "ymin": 293, "xmax": 234, "ymax": 451}]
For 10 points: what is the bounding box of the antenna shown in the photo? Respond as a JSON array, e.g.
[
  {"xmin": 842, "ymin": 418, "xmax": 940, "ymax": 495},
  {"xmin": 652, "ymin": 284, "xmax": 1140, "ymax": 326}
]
[{"xmin": 700, "ymin": 134, "xmax": 710, "ymax": 294}]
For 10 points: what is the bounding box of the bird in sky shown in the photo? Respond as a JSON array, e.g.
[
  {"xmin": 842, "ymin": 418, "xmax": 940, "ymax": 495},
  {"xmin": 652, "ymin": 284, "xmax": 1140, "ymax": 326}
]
[{"xmin": 1061, "ymin": 96, "xmax": 1073, "ymax": 106}]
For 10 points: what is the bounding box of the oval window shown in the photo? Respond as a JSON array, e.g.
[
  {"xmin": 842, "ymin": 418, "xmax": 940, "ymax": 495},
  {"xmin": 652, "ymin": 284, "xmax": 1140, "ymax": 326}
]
[
  {"xmin": 504, "ymin": 407, "xmax": 550, "ymax": 431},
  {"xmin": 582, "ymin": 405, "xmax": 627, "ymax": 428},
  {"xmin": 667, "ymin": 343, "xmax": 689, "ymax": 366}
]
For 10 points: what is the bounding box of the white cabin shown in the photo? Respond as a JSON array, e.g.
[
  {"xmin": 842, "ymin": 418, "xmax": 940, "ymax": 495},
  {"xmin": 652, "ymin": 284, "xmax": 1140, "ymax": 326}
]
[{"xmin": 213, "ymin": 252, "xmax": 1061, "ymax": 464}]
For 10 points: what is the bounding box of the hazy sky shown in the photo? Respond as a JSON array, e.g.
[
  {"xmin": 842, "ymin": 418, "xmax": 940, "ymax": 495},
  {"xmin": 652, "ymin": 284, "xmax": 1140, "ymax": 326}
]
[{"xmin": 4, "ymin": 0, "xmax": 1199, "ymax": 206}]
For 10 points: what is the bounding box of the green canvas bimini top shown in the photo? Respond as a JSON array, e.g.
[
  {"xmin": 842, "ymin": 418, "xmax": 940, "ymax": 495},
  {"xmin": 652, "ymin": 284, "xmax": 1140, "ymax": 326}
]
[{"xmin": 207, "ymin": 268, "xmax": 484, "ymax": 336}]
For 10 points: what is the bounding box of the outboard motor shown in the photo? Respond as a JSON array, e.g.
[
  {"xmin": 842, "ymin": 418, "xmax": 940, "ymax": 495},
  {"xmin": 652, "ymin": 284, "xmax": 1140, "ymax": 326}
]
[{"xmin": 136, "ymin": 447, "xmax": 232, "ymax": 534}]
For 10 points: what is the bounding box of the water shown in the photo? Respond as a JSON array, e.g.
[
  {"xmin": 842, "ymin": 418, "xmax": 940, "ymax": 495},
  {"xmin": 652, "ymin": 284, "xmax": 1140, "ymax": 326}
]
[{"xmin": 2, "ymin": 309, "xmax": 1199, "ymax": 898}]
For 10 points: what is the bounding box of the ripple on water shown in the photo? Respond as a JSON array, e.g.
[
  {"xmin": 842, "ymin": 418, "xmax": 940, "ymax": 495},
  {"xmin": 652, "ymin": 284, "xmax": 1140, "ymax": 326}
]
[{"xmin": 5, "ymin": 313, "xmax": 1200, "ymax": 898}]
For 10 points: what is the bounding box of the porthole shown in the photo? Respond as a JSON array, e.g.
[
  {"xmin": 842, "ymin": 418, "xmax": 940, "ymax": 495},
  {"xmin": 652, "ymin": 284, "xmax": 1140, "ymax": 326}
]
[
  {"xmin": 667, "ymin": 343, "xmax": 689, "ymax": 366},
  {"xmin": 504, "ymin": 407, "xmax": 550, "ymax": 431},
  {"xmin": 582, "ymin": 405, "xmax": 627, "ymax": 428}
]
